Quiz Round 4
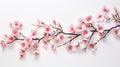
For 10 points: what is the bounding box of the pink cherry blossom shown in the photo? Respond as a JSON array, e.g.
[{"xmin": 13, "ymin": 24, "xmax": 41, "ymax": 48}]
[
  {"xmin": 45, "ymin": 26, "xmax": 51, "ymax": 32},
  {"xmin": 76, "ymin": 24, "xmax": 82, "ymax": 30},
  {"xmin": 51, "ymin": 44, "xmax": 56, "ymax": 52},
  {"xmin": 74, "ymin": 42, "xmax": 80, "ymax": 49},
  {"xmin": 59, "ymin": 34, "xmax": 64, "ymax": 41},
  {"xmin": 12, "ymin": 29, "xmax": 19, "ymax": 36},
  {"xmin": 69, "ymin": 25, "xmax": 75, "ymax": 32},
  {"xmin": 66, "ymin": 44, "xmax": 73, "ymax": 52},
  {"xmin": 21, "ymin": 42, "xmax": 26, "ymax": 48},
  {"xmin": 102, "ymin": 6, "xmax": 109, "ymax": 13},
  {"xmin": 8, "ymin": 36, "xmax": 15, "ymax": 42},
  {"xmin": 0, "ymin": 40, "xmax": 6, "ymax": 47},
  {"xmin": 82, "ymin": 29, "xmax": 89, "ymax": 35},
  {"xmin": 113, "ymin": 29, "xmax": 119, "ymax": 35},
  {"xmin": 25, "ymin": 37, "xmax": 32, "ymax": 44},
  {"xmin": 89, "ymin": 43, "xmax": 95, "ymax": 49},
  {"xmin": 97, "ymin": 24, "xmax": 104, "ymax": 32},
  {"xmin": 42, "ymin": 39, "xmax": 48, "ymax": 45},
  {"xmin": 85, "ymin": 15, "xmax": 92, "ymax": 22},
  {"xmin": 31, "ymin": 30, "xmax": 37, "ymax": 37},
  {"xmin": 33, "ymin": 50, "xmax": 39, "ymax": 56},
  {"xmin": 33, "ymin": 43, "xmax": 39, "ymax": 49},
  {"xmin": 86, "ymin": 23, "xmax": 91, "ymax": 28}
]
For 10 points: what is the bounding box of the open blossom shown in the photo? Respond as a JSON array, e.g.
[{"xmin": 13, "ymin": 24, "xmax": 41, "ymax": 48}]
[
  {"xmin": 85, "ymin": 15, "xmax": 92, "ymax": 22},
  {"xmin": 31, "ymin": 30, "xmax": 38, "ymax": 37},
  {"xmin": 66, "ymin": 44, "xmax": 73, "ymax": 52},
  {"xmin": 113, "ymin": 29, "xmax": 119, "ymax": 35},
  {"xmin": 25, "ymin": 37, "xmax": 32, "ymax": 44},
  {"xmin": 21, "ymin": 42, "xmax": 26, "ymax": 48},
  {"xmin": 97, "ymin": 24, "xmax": 104, "ymax": 32},
  {"xmin": 45, "ymin": 26, "xmax": 51, "ymax": 32},
  {"xmin": 10, "ymin": 21, "xmax": 23, "ymax": 29},
  {"xmin": 12, "ymin": 29, "xmax": 19, "ymax": 36},
  {"xmin": 102, "ymin": 6, "xmax": 109, "ymax": 13},
  {"xmin": 76, "ymin": 24, "xmax": 82, "ymax": 30},
  {"xmin": 82, "ymin": 29, "xmax": 89, "ymax": 35},
  {"xmin": 59, "ymin": 34, "xmax": 64, "ymax": 41},
  {"xmin": 32, "ymin": 43, "xmax": 39, "ymax": 49}
]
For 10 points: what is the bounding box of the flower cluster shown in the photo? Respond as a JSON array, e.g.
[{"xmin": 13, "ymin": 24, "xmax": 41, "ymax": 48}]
[{"xmin": 0, "ymin": 6, "xmax": 120, "ymax": 59}]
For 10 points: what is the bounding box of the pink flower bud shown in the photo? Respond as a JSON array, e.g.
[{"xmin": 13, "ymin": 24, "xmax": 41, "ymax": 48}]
[
  {"xmin": 74, "ymin": 42, "xmax": 80, "ymax": 49},
  {"xmin": 42, "ymin": 40, "xmax": 48, "ymax": 45},
  {"xmin": 97, "ymin": 14, "xmax": 102, "ymax": 19},
  {"xmin": 89, "ymin": 43, "xmax": 95, "ymax": 49},
  {"xmin": 82, "ymin": 38, "xmax": 88, "ymax": 43},
  {"xmin": 45, "ymin": 26, "xmax": 51, "ymax": 32},
  {"xmin": 0, "ymin": 40, "xmax": 6, "ymax": 47},
  {"xmin": 33, "ymin": 50, "xmax": 39, "ymax": 56},
  {"xmin": 69, "ymin": 25, "xmax": 75, "ymax": 32},
  {"xmin": 51, "ymin": 44, "xmax": 56, "ymax": 52}
]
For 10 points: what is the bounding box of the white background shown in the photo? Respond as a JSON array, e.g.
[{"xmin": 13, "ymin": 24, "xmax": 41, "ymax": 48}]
[{"xmin": 0, "ymin": 0, "xmax": 120, "ymax": 67}]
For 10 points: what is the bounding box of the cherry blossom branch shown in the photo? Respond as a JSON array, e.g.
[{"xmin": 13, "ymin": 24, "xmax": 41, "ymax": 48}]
[{"xmin": 0, "ymin": 6, "xmax": 120, "ymax": 59}]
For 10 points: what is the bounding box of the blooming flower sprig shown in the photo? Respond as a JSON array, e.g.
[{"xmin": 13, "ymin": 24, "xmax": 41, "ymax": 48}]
[{"xmin": 0, "ymin": 6, "xmax": 120, "ymax": 59}]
